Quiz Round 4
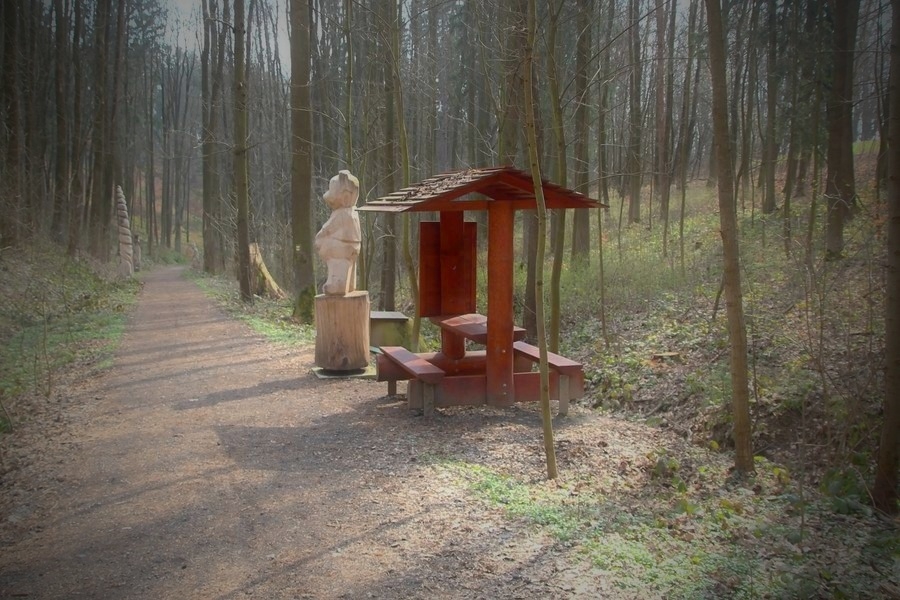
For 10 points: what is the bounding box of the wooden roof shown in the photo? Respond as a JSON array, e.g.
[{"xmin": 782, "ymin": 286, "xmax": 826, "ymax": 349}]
[{"xmin": 357, "ymin": 166, "xmax": 606, "ymax": 213}]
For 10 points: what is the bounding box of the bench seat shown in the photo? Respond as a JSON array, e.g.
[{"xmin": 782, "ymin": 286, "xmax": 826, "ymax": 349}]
[
  {"xmin": 377, "ymin": 346, "xmax": 444, "ymax": 416},
  {"xmin": 512, "ymin": 341, "xmax": 583, "ymax": 416}
]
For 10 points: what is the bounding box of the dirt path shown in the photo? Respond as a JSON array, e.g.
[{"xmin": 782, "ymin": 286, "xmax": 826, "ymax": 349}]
[{"xmin": 1, "ymin": 266, "xmax": 622, "ymax": 599}]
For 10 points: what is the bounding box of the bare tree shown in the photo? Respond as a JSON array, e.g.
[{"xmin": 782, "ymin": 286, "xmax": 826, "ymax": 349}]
[
  {"xmin": 0, "ymin": 0, "xmax": 21, "ymax": 244},
  {"xmin": 202, "ymin": 0, "xmax": 227, "ymax": 274},
  {"xmin": 705, "ymin": 0, "xmax": 753, "ymax": 474},
  {"xmin": 51, "ymin": 0, "xmax": 70, "ymax": 240},
  {"xmin": 378, "ymin": 0, "xmax": 397, "ymax": 311},
  {"xmin": 676, "ymin": 0, "xmax": 700, "ymax": 275},
  {"xmin": 824, "ymin": 0, "xmax": 861, "ymax": 260},
  {"xmin": 67, "ymin": 0, "xmax": 86, "ymax": 256},
  {"xmin": 87, "ymin": 0, "xmax": 113, "ymax": 259},
  {"xmin": 234, "ymin": 0, "xmax": 253, "ymax": 302},
  {"xmin": 570, "ymin": 0, "xmax": 592, "ymax": 264},
  {"xmin": 290, "ymin": 0, "xmax": 315, "ymax": 321},
  {"xmin": 873, "ymin": 0, "xmax": 899, "ymax": 516},
  {"xmin": 761, "ymin": 0, "xmax": 778, "ymax": 215},
  {"xmin": 524, "ymin": 0, "xmax": 558, "ymax": 481},
  {"xmin": 545, "ymin": 0, "xmax": 566, "ymax": 351},
  {"xmin": 626, "ymin": 0, "xmax": 643, "ymax": 224}
]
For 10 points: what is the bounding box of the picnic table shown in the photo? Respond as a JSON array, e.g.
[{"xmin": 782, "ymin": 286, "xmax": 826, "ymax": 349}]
[{"xmin": 360, "ymin": 167, "xmax": 604, "ymax": 414}]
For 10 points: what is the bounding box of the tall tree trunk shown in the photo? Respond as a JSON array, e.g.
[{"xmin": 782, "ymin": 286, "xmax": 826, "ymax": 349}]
[
  {"xmin": 145, "ymin": 53, "xmax": 157, "ymax": 256},
  {"xmin": 677, "ymin": 0, "xmax": 700, "ymax": 277},
  {"xmin": 761, "ymin": 0, "xmax": 778, "ymax": 215},
  {"xmin": 706, "ymin": 0, "xmax": 754, "ymax": 474},
  {"xmin": 391, "ymin": 0, "xmax": 419, "ymax": 349},
  {"xmin": 524, "ymin": 0, "xmax": 558, "ymax": 481},
  {"xmin": 736, "ymin": 3, "xmax": 759, "ymax": 211},
  {"xmin": 343, "ymin": 0, "xmax": 353, "ymax": 165},
  {"xmin": 234, "ymin": 0, "xmax": 253, "ymax": 302},
  {"xmin": 379, "ymin": 0, "xmax": 397, "ymax": 312},
  {"xmin": 825, "ymin": 0, "xmax": 861, "ymax": 260},
  {"xmin": 782, "ymin": 2, "xmax": 802, "ymax": 257},
  {"xmin": 570, "ymin": 0, "xmax": 592, "ymax": 263},
  {"xmin": 109, "ymin": 0, "xmax": 126, "ymax": 202},
  {"xmin": 594, "ymin": 0, "xmax": 616, "ymax": 348},
  {"xmin": 87, "ymin": 0, "xmax": 111, "ymax": 259},
  {"xmin": 660, "ymin": 0, "xmax": 676, "ymax": 258},
  {"xmin": 0, "ymin": 0, "xmax": 21, "ymax": 244},
  {"xmin": 653, "ymin": 0, "xmax": 671, "ymax": 247},
  {"xmin": 626, "ymin": 0, "xmax": 643, "ymax": 224},
  {"xmin": 51, "ymin": 0, "xmax": 70, "ymax": 240},
  {"xmin": 290, "ymin": 0, "xmax": 315, "ymax": 321},
  {"xmin": 67, "ymin": 0, "xmax": 85, "ymax": 256},
  {"xmin": 202, "ymin": 0, "xmax": 216, "ymax": 272},
  {"xmin": 545, "ymin": 0, "xmax": 565, "ymax": 351},
  {"xmin": 596, "ymin": 0, "xmax": 614, "ymax": 213},
  {"xmin": 873, "ymin": 0, "xmax": 900, "ymax": 515}
]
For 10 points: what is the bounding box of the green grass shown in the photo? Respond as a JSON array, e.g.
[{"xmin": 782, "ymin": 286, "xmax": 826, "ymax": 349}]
[
  {"xmin": 0, "ymin": 244, "xmax": 141, "ymax": 430},
  {"xmin": 439, "ymin": 458, "xmax": 899, "ymax": 598},
  {"xmin": 187, "ymin": 270, "xmax": 316, "ymax": 347}
]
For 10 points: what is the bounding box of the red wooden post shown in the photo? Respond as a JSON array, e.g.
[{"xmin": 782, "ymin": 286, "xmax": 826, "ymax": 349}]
[
  {"xmin": 486, "ymin": 201, "xmax": 515, "ymax": 405},
  {"xmin": 440, "ymin": 211, "xmax": 467, "ymax": 359}
]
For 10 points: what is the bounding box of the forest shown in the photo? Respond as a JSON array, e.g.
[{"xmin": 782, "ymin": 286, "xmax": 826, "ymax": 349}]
[{"xmin": 0, "ymin": 0, "xmax": 899, "ymax": 594}]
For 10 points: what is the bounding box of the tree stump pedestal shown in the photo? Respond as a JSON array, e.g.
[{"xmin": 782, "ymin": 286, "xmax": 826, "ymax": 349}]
[{"xmin": 315, "ymin": 291, "xmax": 370, "ymax": 372}]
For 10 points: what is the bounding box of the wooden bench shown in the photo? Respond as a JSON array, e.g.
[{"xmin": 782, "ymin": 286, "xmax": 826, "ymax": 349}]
[
  {"xmin": 512, "ymin": 341, "xmax": 583, "ymax": 416},
  {"xmin": 377, "ymin": 346, "xmax": 445, "ymax": 416}
]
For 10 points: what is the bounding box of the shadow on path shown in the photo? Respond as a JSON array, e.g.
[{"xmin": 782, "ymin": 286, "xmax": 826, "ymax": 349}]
[{"xmin": 0, "ymin": 266, "xmax": 603, "ymax": 600}]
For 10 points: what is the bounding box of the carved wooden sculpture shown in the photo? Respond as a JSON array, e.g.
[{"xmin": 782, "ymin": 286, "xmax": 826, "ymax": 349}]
[
  {"xmin": 314, "ymin": 170, "xmax": 361, "ymax": 296},
  {"xmin": 116, "ymin": 186, "xmax": 134, "ymax": 278},
  {"xmin": 313, "ymin": 170, "xmax": 369, "ymax": 372}
]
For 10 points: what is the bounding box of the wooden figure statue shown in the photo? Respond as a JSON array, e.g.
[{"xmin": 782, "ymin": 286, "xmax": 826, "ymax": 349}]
[{"xmin": 314, "ymin": 170, "xmax": 361, "ymax": 296}]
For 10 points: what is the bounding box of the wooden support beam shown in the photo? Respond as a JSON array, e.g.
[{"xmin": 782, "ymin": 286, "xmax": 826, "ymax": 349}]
[{"xmin": 486, "ymin": 201, "xmax": 515, "ymax": 406}]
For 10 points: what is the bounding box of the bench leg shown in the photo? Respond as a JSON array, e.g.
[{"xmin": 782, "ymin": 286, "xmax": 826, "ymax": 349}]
[
  {"xmin": 407, "ymin": 380, "xmax": 435, "ymax": 417},
  {"xmin": 423, "ymin": 383, "xmax": 435, "ymax": 418},
  {"xmin": 558, "ymin": 374, "xmax": 570, "ymax": 417},
  {"xmin": 388, "ymin": 380, "xmax": 397, "ymax": 396},
  {"xmin": 407, "ymin": 380, "xmax": 422, "ymax": 410}
]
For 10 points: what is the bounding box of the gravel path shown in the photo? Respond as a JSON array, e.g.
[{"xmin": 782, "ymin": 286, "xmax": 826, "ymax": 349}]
[{"xmin": 1, "ymin": 266, "xmax": 617, "ymax": 599}]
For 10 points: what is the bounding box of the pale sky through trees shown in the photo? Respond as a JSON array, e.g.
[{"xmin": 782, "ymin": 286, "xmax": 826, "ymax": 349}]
[{"xmin": 165, "ymin": 0, "xmax": 292, "ymax": 69}]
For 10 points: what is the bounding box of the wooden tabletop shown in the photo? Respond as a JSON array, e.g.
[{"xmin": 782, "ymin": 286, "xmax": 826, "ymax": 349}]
[{"xmin": 430, "ymin": 313, "xmax": 527, "ymax": 345}]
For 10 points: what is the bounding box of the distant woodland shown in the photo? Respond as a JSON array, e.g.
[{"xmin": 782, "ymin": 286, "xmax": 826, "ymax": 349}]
[{"xmin": 0, "ymin": 0, "xmax": 897, "ymax": 512}]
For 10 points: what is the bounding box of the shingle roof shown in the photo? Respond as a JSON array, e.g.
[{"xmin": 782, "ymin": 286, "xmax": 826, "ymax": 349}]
[{"xmin": 357, "ymin": 166, "xmax": 606, "ymax": 213}]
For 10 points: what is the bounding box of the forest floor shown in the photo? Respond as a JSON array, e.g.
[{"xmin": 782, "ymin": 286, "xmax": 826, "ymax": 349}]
[{"xmin": 1, "ymin": 265, "xmax": 898, "ymax": 599}]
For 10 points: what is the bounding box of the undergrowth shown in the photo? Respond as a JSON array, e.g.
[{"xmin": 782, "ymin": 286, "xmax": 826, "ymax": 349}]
[
  {"xmin": 440, "ymin": 456, "xmax": 899, "ymax": 598},
  {"xmin": 187, "ymin": 270, "xmax": 316, "ymax": 347},
  {"xmin": 551, "ymin": 182, "xmax": 886, "ymax": 489},
  {"xmin": 0, "ymin": 242, "xmax": 141, "ymax": 433}
]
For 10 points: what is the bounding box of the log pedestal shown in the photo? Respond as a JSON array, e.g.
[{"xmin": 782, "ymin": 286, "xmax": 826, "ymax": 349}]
[{"xmin": 315, "ymin": 291, "xmax": 370, "ymax": 371}]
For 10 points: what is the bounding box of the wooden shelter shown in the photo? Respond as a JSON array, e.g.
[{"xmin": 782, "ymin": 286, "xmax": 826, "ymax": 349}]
[{"xmin": 359, "ymin": 166, "xmax": 605, "ymax": 415}]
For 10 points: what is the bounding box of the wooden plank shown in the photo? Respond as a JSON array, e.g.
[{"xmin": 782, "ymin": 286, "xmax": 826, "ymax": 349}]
[
  {"xmin": 559, "ymin": 375, "xmax": 570, "ymax": 416},
  {"xmin": 486, "ymin": 201, "xmax": 515, "ymax": 406},
  {"xmin": 377, "ymin": 351, "xmax": 487, "ymax": 381},
  {"xmin": 512, "ymin": 340, "xmax": 583, "ymax": 374},
  {"xmin": 511, "ymin": 371, "xmax": 585, "ymax": 402},
  {"xmin": 357, "ymin": 203, "xmax": 411, "ymax": 213},
  {"xmin": 435, "ymin": 375, "xmax": 487, "ymax": 407},
  {"xmin": 461, "ymin": 220, "xmax": 478, "ymax": 314},
  {"xmin": 439, "ymin": 213, "xmax": 468, "ymax": 358},
  {"xmin": 430, "ymin": 314, "xmax": 526, "ymax": 345},
  {"xmin": 419, "ymin": 221, "xmax": 442, "ymax": 317},
  {"xmin": 440, "ymin": 212, "xmax": 468, "ymax": 315},
  {"xmin": 379, "ymin": 346, "xmax": 445, "ymax": 384}
]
